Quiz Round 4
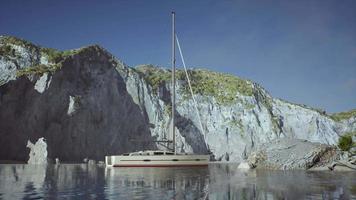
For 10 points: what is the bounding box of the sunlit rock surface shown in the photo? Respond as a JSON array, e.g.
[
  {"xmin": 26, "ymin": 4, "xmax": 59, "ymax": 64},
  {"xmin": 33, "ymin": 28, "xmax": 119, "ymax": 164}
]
[
  {"xmin": 0, "ymin": 36, "xmax": 355, "ymax": 162},
  {"xmin": 246, "ymin": 138, "xmax": 339, "ymax": 170},
  {"xmin": 123, "ymin": 65, "xmax": 356, "ymax": 162},
  {"xmin": 34, "ymin": 73, "xmax": 51, "ymax": 93},
  {"xmin": 67, "ymin": 95, "xmax": 77, "ymax": 116}
]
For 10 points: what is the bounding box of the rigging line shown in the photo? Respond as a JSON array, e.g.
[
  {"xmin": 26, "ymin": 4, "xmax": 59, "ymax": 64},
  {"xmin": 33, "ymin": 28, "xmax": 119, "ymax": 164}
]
[{"xmin": 175, "ymin": 34, "xmax": 207, "ymax": 141}]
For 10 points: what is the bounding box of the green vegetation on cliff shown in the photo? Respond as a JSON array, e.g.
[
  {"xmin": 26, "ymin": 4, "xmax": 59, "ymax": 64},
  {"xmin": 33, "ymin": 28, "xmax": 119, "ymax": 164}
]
[
  {"xmin": 0, "ymin": 36, "xmax": 37, "ymax": 50},
  {"xmin": 136, "ymin": 65, "xmax": 254, "ymax": 105},
  {"xmin": 15, "ymin": 47, "xmax": 81, "ymax": 77},
  {"xmin": 15, "ymin": 47, "xmax": 74, "ymax": 77},
  {"xmin": 1, "ymin": 36, "xmax": 78, "ymax": 64},
  {"xmin": 16, "ymin": 64, "xmax": 61, "ymax": 77},
  {"xmin": 0, "ymin": 45, "xmax": 16, "ymax": 58},
  {"xmin": 337, "ymin": 131, "xmax": 356, "ymax": 152},
  {"xmin": 0, "ymin": 36, "xmax": 83, "ymax": 77},
  {"xmin": 136, "ymin": 65, "xmax": 174, "ymax": 91},
  {"xmin": 330, "ymin": 109, "xmax": 356, "ymax": 122},
  {"xmin": 181, "ymin": 69, "xmax": 254, "ymax": 105},
  {"xmin": 41, "ymin": 48, "xmax": 77, "ymax": 63},
  {"xmin": 0, "ymin": 36, "xmax": 36, "ymax": 58}
]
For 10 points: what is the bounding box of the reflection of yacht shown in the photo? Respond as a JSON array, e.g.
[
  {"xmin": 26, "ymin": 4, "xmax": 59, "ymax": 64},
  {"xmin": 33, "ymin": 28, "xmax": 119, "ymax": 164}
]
[{"xmin": 105, "ymin": 12, "xmax": 209, "ymax": 167}]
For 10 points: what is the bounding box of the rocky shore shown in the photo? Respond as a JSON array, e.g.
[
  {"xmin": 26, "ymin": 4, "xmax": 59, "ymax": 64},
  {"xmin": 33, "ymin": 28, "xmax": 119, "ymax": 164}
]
[{"xmin": 238, "ymin": 138, "xmax": 356, "ymax": 171}]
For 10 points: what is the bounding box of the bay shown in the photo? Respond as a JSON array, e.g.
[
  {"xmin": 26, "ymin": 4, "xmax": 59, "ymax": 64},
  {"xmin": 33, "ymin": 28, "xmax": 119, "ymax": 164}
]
[{"xmin": 0, "ymin": 163, "xmax": 355, "ymax": 199}]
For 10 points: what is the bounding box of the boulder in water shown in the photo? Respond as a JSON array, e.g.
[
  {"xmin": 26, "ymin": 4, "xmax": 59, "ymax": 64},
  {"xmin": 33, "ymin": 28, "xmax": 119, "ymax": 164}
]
[
  {"xmin": 26, "ymin": 137, "xmax": 47, "ymax": 164},
  {"xmin": 237, "ymin": 162, "xmax": 251, "ymax": 169},
  {"xmin": 246, "ymin": 138, "xmax": 338, "ymax": 170}
]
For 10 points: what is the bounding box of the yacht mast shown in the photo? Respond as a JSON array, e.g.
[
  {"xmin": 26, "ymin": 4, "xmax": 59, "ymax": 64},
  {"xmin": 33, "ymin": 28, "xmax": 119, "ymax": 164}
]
[{"xmin": 171, "ymin": 11, "xmax": 176, "ymax": 154}]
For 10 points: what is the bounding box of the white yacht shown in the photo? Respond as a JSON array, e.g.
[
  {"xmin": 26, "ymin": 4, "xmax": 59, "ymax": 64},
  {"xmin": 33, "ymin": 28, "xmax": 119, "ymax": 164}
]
[
  {"xmin": 105, "ymin": 150, "xmax": 209, "ymax": 167},
  {"xmin": 105, "ymin": 12, "xmax": 209, "ymax": 167}
]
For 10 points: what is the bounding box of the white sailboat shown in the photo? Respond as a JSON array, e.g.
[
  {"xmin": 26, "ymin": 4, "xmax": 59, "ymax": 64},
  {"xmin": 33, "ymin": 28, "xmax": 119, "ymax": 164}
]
[{"xmin": 105, "ymin": 12, "xmax": 209, "ymax": 167}]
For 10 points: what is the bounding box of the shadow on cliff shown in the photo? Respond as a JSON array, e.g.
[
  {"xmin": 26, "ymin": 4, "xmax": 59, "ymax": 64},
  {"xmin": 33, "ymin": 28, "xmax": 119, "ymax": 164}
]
[{"xmin": 159, "ymin": 84, "xmax": 208, "ymax": 154}]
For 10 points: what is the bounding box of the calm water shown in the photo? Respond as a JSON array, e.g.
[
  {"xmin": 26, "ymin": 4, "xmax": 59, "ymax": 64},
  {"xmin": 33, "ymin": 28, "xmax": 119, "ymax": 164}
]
[{"xmin": 0, "ymin": 163, "xmax": 355, "ymax": 199}]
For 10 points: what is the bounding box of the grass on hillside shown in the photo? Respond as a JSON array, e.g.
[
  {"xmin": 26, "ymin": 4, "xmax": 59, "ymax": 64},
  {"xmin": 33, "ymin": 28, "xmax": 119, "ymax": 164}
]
[
  {"xmin": 41, "ymin": 48, "xmax": 77, "ymax": 63},
  {"xmin": 16, "ymin": 64, "xmax": 61, "ymax": 77},
  {"xmin": 330, "ymin": 109, "xmax": 356, "ymax": 122},
  {"xmin": 1, "ymin": 36, "xmax": 37, "ymax": 50},
  {"xmin": 136, "ymin": 65, "xmax": 254, "ymax": 105},
  {"xmin": 337, "ymin": 131, "xmax": 356, "ymax": 152}
]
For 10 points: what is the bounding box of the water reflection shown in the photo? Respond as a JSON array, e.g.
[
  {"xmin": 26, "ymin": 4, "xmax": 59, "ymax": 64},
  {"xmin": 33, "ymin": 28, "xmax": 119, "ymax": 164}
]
[
  {"xmin": 105, "ymin": 166, "xmax": 209, "ymax": 199},
  {"xmin": 0, "ymin": 163, "xmax": 355, "ymax": 199},
  {"xmin": 0, "ymin": 164, "xmax": 46, "ymax": 199},
  {"xmin": 208, "ymin": 164, "xmax": 356, "ymax": 199}
]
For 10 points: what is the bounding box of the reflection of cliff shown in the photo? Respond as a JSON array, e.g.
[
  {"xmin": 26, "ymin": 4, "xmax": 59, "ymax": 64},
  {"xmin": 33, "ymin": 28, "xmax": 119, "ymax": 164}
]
[
  {"xmin": 0, "ymin": 165, "xmax": 46, "ymax": 199},
  {"xmin": 207, "ymin": 164, "xmax": 355, "ymax": 199},
  {"xmin": 252, "ymin": 170, "xmax": 355, "ymax": 199},
  {"xmin": 104, "ymin": 164, "xmax": 356, "ymax": 199},
  {"xmin": 45, "ymin": 164, "xmax": 107, "ymax": 199},
  {"xmin": 0, "ymin": 164, "xmax": 107, "ymax": 199},
  {"xmin": 0, "ymin": 164, "xmax": 355, "ymax": 199},
  {"xmin": 208, "ymin": 163, "xmax": 259, "ymax": 199}
]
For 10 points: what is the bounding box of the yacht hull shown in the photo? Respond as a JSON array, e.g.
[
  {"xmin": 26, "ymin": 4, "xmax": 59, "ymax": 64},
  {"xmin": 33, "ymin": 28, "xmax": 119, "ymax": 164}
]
[{"xmin": 106, "ymin": 154, "xmax": 209, "ymax": 167}]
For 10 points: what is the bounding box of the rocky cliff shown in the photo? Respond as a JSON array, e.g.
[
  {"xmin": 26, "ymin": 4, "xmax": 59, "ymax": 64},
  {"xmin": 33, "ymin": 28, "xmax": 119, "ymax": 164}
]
[
  {"xmin": 0, "ymin": 36, "xmax": 355, "ymax": 162},
  {"xmin": 0, "ymin": 36, "xmax": 154, "ymax": 162}
]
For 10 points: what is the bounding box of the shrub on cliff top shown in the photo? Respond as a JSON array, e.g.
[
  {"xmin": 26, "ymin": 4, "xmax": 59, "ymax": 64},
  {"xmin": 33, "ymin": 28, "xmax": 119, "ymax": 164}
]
[
  {"xmin": 330, "ymin": 109, "xmax": 356, "ymax": 122},
  {"xmin": 337, "ymin": 132, "xmax": 355, "ymax": 151},
  {"xmin": 136, "ymin": 65, "xmax": 171, "ymax": 91}
]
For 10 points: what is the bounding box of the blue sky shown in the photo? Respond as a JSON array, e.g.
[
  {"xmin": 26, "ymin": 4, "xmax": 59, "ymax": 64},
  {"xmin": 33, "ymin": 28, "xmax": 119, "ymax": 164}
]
[{"xmin": 0, "ymin": 0, "xmax": 355, "ymax": 112}]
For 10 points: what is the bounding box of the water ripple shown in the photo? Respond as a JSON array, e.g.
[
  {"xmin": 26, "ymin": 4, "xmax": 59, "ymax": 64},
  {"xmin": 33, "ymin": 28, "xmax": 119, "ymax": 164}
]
[{"xmin": 0, "ymin": 164, "xmax": 355, "ymax": 199}]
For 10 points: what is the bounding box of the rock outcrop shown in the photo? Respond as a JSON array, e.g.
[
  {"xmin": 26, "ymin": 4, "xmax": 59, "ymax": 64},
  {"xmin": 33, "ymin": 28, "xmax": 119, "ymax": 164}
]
[
  {"xmin": 27, "ymin": 137, "xmax": 48, "ymax": 164},
  {"xmin": 0, "ymin": 35, "xmax": 355, "ymax": 162},
  {"xmin": 245, "ymin": 138, "xmax": 339, "ymax": 170}
]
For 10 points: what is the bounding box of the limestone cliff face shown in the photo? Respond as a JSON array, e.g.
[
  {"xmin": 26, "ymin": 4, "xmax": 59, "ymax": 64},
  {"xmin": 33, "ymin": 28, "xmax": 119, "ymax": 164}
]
[
  {"xmin": 0, "ymin": 36, "xmax": 355, "ymax": 162},
  {"xmin": 124, "ymin": 66, "xmax": 356, "ymax": 162}
]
